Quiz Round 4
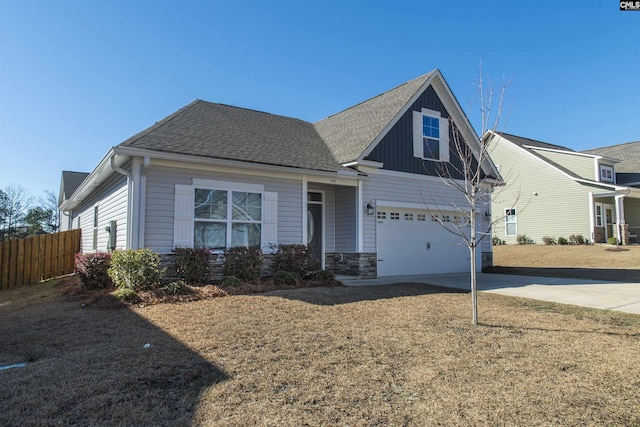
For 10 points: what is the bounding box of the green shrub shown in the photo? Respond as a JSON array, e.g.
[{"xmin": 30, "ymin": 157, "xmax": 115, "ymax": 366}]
[
  {"xmin": 557, "ymin": 236, "xmax": 568, "ymax": 245},
  {"xmin": 607, "ymin": 237, "xmax": 619, "ymax": 245},
  {"xmin": 491, "ymin": 236, "xmax": 504, "ymax": 246},
  {"xmin": 516, "ymin": 234, "xmax": 534, "ymax": 245},
  {"xmin": 542, "ymin": 236, "xmax": 556, "ymax": 245},
  {"xmin": 163, "ymin": 280, "xmax": 192, "ymax": 295},
  {"xmin": 174, "ymin": 247, "xmax": 210, "ymax": 284},
  {"xmin": 271, "ymin": 244, "xmax": 318, "ymax": 278},
  {"xmin": 569, "ymin": 234, "xmax": 586, "ymax": 245},
  {"xmin": 309, "ymin": 269, "xmax": 336, "ymax": 284},
  {"xmin": 223, "ymin": 247, "xmax": 263, "ymax": 282},
  {"xmin": 273, "ymin": 271, "xmax": 298, "ymax": 286},
  {"xmin": 108, "ymin": 248, "xmax": 165, "ymax": 291},
  {"xmin": 112, "ymin": 288, "xmax": 139, "ymax": 303},
  {"xmin": 75, "ymin": 252, "xmax": 113, "ymax": 289},
  {"xmin": 220, "ymin": 275, "xmax": 242, "ymax": 288}
]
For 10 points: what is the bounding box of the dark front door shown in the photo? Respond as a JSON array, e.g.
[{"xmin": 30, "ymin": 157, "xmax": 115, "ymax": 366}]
[{"xmin": 307, "ymin": 203, "xmax": 322, "ymax": 267}]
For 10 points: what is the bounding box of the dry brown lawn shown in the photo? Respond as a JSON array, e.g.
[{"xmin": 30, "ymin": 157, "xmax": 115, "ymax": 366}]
[
  {"xmin": 1, "ymin": 277, "xmax": 639, "ymax": 426},
  {"xmin": 492, "ymin": 244, "xmax": 640, "ymax": 282}
]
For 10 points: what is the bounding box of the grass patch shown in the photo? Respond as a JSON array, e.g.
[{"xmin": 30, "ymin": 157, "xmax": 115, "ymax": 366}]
[{"xmin": 1, "ymin": 281, "xmax": 639, "ymax": 425}]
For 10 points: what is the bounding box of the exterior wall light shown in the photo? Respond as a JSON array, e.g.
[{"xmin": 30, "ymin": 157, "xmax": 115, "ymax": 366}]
[{"xmin": 366, "ymin": 201, "xmax": 375, "ymax": 215}]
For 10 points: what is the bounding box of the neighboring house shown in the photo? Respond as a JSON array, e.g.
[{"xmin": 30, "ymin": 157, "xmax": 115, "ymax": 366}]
[
  {"xmin": 583, "ymin": 141, "xmax": 640, "ymax": 188},
  {"xmin": 486, "ymin": 132, "xmax": 640, "ymax": 245},
  {"xmin": 58, "ymin": 69, "xmax": 501, "ymax": 278}
]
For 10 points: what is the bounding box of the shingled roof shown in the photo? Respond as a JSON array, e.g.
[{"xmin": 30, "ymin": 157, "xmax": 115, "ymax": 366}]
[
  {"xmin": 119, "ymin": 100, "xmax": 350, "ymax": 173},
  {"xmin": 497, "ymin": 132, "xmax": 575, "ymax": 152},
  {"xmin": 583, "ymin": 141, "xmax": 640, "ymax": 185},
  {"xmin": 59, "ymin": 170, "xmax": 89, "ymax": 206},
  {"xmin": 314, "ymin": 71, "xmax": 435, "ymax": 163}
]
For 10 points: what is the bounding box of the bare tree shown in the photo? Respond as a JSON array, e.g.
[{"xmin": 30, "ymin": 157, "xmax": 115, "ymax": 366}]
[
  {"xmin": 0, "ymin": 183, "xmax": 34, "ymax": 239},
  {"xmin": 421, "ymin": 66, "xmax": 512, "ymax": 325}
]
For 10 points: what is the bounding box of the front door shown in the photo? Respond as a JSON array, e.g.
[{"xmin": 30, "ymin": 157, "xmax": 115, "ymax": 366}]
[{"xmin": 307, "ymin": 192, "xmax": 323, "ymax": 268}]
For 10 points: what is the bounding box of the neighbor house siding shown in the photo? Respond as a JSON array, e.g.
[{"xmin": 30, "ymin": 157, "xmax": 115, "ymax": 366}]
[
  {"xmin": 73, "ymin": 176, "xmax": 128, "ymax": 253},
  {"xmin": 530, "ymin": 149, "xmax": 596, "ymax": 181},
  {"xmin": 335, "ymin": 186, "xmax": 356, "ymax": 252},
  {"xmin": 490, "ymin": 136, "xmax": 592, "ymax": 243},
  {"xmin": 143, "ymin": 165, "xmax": 304, "ymax": 254}
]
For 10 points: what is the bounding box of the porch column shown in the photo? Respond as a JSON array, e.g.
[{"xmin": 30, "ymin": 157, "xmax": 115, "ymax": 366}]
[{"xmin": 615, "ymin": 195, "xmax": 627, "ymax": 245}]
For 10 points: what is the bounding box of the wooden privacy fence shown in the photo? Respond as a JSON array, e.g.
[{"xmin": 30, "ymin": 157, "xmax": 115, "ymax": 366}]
[{"xmin": 0, "ymin": 229, "xmax": 81, "ymax": 289}]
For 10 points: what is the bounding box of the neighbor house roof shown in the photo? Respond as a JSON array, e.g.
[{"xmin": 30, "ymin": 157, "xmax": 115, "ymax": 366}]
[
  {"xmin": 496, "ymin": 132, "xmax": 575, "ymax": 152},
  {"xmin": 59, "ymin": 170, "xmax": 90, "ymax": 206},
  {"xmin": 314, "ymin": 71, "xmax": 435, "ymax": 163},
  {"xmin": 583, "ymin": 141, "xmax": 640, "ymax": 186},
  {"xmin": 118, "ymin": 100, "xmax": 351, "ymax": 173}
]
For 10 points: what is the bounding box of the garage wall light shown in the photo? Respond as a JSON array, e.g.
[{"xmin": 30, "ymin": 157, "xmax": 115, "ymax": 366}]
[{"xmin": 366, "ymin": 201, "xmax": 375, "ymax": 215}]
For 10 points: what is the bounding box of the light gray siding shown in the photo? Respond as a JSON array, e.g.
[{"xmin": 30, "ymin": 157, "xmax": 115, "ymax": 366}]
[
  {"xmin": 72, "ymin": 176, "xmax": 128, "ymax": 253},
  {"xmin": 144, "ymin": 165, "xmax": 304, "ymax": 254},
  {"xmin": 335, "ymin": 186, "xmax": 356, "ymax": 252},
  {"xmin": 490, "ymin": 135, "xmax": 593, "ymax": 243},
  {"xmin": 531, "ymin": 148, "xmax": 596, "ymax": 181}
]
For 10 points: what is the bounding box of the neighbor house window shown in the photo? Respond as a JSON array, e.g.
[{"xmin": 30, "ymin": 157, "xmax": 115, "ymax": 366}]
[
  {"xmin": 595, "ymin": 203, "xmax": 603, "ymax": 227},
  {"xmin": 505, "ymin": 208, "xmax": 517, "ymax": 236},
  {"xmin": 412, "ymin": 108, "xmax": 450, "ymax": 162},
  {"xmin": 194, "ymin": 189, "xmax": 262, "ymax": 250},
  {"xmin": 600, "ymin": 165, "xmax": 614, "ymax": 182}
]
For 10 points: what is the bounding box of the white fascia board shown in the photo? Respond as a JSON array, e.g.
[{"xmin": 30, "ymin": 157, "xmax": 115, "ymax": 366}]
[
  {"xmin": 59, "ymin": 148, "xmax": 123, "ymax": 211},
  {"xmin": 114, "ymin": 146, "xmax": 361, "ymax": 185},
  {"xmin": 343, "ymin": 160, "xmax": 384, "ymax": 169},
  {"xmin": 524, "ymin": 144, "xmax": 601, "ymax": 159}
]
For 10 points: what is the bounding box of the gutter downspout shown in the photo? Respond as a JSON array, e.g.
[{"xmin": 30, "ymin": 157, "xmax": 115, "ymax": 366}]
[{"xmin": 110, "ymin": 155, "xmax": 134, "ymax": 249}]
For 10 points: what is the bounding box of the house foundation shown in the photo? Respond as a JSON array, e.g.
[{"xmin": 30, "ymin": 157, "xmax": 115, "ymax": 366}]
[{"xmin": 325, "ymin": 252, "xmax": 377, "ymax": 278}]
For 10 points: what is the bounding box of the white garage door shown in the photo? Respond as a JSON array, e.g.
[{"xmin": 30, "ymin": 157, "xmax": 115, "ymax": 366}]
[{"xmin": 376, "ymin": 207, "xmax": 472, "ymax": 277}]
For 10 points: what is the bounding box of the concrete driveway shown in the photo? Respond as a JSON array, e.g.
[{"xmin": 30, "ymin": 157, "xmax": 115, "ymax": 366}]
[{"xmin": 340, "ymin": 273, "xmax": 640, "ymax": 314}]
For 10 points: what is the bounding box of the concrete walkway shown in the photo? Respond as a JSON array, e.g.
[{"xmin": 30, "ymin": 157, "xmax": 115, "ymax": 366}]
[{"xmin": 339, "ymin": 273, "xmax": 640, "ymax": 314}]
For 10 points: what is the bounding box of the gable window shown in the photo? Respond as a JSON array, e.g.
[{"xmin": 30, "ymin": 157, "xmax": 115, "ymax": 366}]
[
  {"xmin": 505, "ymin": 208, "xmax": 517, "ymax": 236},
  {"xmin": 600, "ymin": 165, "xmax": 614, "ymax": 183},
  {"xmin": 174, "ymin": 181, "xmax": 278, "ymax": 252},
  {"xmin": 412, "ymin": 108, "xmax": 450, "ymax": 162}
]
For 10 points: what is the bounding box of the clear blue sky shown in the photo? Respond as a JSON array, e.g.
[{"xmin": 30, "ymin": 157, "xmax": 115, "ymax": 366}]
[{"xmin": 1, "ymin": 0, "xmax": 638, "ymax": 201}]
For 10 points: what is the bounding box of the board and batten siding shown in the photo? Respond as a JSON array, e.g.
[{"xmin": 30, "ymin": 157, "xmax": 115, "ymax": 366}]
[
  {"xmin": 362, "ymin": 173, "xmax": 486, "ymax": 253},
  {"xmin": 143, "ymin": 165, "xmax": 303, "ymax": 254},
  {"xmin": 530, "ymin": 148, "xmax": 596, "ymax": 181},
  {"xmin": 490, "ymin": 136, "xmax": 592, "ymax": 244},
  {"xmin": 72, "ymin": 176, "xmax": 128, "ymax": 253}
]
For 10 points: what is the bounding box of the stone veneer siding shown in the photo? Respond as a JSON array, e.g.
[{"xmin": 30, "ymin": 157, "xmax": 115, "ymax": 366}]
[
  {"xmin": 481, "ymin": 251, "xmax": 493, "ymax": 272},
  {"xmin": 325, "ymin": 252, "xmax": 377, "ymax": 278},
  {"xmin": 161, "ymin": 252, "xmax": 275, "ymax": 283}
]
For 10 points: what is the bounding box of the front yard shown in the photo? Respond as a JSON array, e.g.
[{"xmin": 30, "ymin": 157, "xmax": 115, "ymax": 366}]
[{"xmin": 1, "ymin": 278, "xmax": 639, "ymax": 426}]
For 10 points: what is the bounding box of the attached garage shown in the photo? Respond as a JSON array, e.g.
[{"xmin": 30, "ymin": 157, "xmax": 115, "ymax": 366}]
[{"xmin": 376, "ymin": 206, "xmax": 478, "ymax": 277}]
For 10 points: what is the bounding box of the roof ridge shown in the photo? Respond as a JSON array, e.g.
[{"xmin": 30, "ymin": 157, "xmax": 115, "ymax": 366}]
[
  {"xmin": 582, "ymin": 140, "xmax": 640, "ymax": 152},
  {"xmin": 315, "ymin": 71, "xmax": 435, "ymax": 122}
]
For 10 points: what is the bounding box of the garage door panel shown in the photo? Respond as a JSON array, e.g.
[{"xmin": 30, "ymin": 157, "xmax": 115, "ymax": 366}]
[{"xmin": 377, "ymin": 207, "xmax": 473, "ymax": 276}]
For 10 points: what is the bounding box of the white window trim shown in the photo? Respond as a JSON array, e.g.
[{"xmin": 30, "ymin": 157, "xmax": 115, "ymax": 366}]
[
  {"xmin": 594, "ymin": 202, "xmax": 603, "ymax": 227},
  {"xmin": 505, "ymin": 208, "xmax": 517, "ymax": 237},
  {"xmin": 174, "ymin": 180, "xmax": 278, "ymax": 253},
  {"xmin": 599, "ymin": 165, "xmax": 614, "ymax": 183},
  {"xmin": 412, "ymin": 107, "xmax": 450, "ymax": 162}
]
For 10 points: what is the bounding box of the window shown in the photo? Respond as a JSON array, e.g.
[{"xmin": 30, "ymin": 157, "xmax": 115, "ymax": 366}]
[
  {"xmin": 390, "ymin": 212, "xmax": 400, "ymax": 220},
  {"xmin": 194, "ymin": 189, "xmax": 262, "ymax": 250},
  {"xmin": 442, "ymin": 215, "xmax": 451, "ymax": 222},
  {"xmin": 600, "ymin": 165, "xmax": 614, "ymax": 182},
  {"xmin": 412, "ymin": 108, "xmax": 450, "ymax": 162},
  {"xmin": 431, "ymin": 214, "xmax": 439, "ymax": 221},
  {"xmin": 505, "ymin": 208, "xmax": 517, "ymax": 236},
  {"xmin": 92, "ymin": 206, "xmax": 98, "ymax": 251},
  {"xmin": 404, "ymin": 213, "xmax": 414, "ymax": 221},
  {"xmin": 417, "ymin": 214, "xmax": 426, "ymax": 222},
  {"xmin": 377, "ymin": 211, "xmax": 386, "ymax": 220},
  {"xmin": 595, "ymin": 204, "xmax": 603, "ymax": 227}
]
